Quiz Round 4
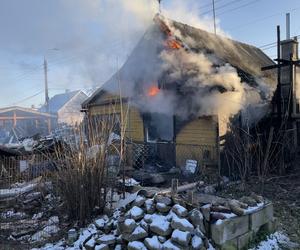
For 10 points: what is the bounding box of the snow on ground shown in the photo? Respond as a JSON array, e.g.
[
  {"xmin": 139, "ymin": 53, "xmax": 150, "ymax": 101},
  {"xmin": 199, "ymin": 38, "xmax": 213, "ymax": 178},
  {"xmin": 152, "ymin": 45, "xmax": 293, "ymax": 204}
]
[
  {"xmin": 249, "ymin": 232, "xmax": 298, "ymax": 250},
  {"xmin": 0, "ymin": 210, "xmax": 27, "ymax": 219}
]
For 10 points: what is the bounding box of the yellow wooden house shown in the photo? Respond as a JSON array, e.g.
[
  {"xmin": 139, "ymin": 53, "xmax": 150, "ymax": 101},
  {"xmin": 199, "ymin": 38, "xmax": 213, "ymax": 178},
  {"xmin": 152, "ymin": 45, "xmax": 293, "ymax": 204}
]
[
  {"xmin": 82, "ymin": 89, "xmax": 218, "ymax": 169},
  {"xmin": 82, "ymin": 16, "xmax": 275, "ymax": 170}
]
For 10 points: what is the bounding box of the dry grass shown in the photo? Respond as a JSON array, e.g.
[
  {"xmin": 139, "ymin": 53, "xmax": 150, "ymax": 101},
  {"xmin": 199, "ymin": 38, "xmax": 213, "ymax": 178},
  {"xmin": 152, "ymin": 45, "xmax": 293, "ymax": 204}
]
[{"xmin": 53, "ymin": 115, "xmax": 119, "ymax": 225}]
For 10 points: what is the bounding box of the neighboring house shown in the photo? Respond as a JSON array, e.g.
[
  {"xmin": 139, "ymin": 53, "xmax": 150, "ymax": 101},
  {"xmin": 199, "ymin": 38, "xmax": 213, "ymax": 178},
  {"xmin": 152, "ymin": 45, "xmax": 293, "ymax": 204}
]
[
  {"xmin": 40, "ymin": 90, "xmax": 88, "ymax": 126},
  {"xmin": 0, "ymin": 106, "xmax": 56, "ymax": 139},
  {"xmin": 82, "ymin": 15, "xmax": 275, "ymax": 169}
]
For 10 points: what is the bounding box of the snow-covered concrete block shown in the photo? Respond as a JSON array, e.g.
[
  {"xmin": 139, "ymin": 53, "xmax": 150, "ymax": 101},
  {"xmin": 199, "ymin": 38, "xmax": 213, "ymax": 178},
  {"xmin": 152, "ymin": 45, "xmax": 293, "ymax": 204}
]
[
  {"xmin": 250, "ymin": 203, "xmax": 273, "ymax": 231},
  {"xmin": 139, "ymin": 219, "xmax": 149, "ymax": 233},
  {"xmin": 171, "ymin": 229, "xmax": 191, "ymax": 247},
  {"xmin": 171, "ymin": 215, "xmax": 194, "ymax": 232},
  {"xmin": 191, "ymin": 235, "xmax": 204, "ymax": 250},
  {"xmin": 144, "ymin": 236, "xmax": 163, "ymax": 250},
  {"xmin": 237, "ymin": 230, "xmax": 254, "ymax": 249},
  {"xmin": 95, "ymin": 218, "xmax": 106, "ymax": 230},
  {"xmin": 121, "ymin": 218, "xmax": 137, "ymax": 233},
  {"xmin": 155, "ymin": 195, "xmax": 172, "ymax": 206},
  {"xmin": 84, "ymin": 237, "xmax": 96, "ymax": 250},
  {"xmin": 189, "ymin": 209, "xmax": 205, "ymax": 232},
  {"xmin": 211, "ymin": 214, "xmax": 249, "ymax": 245},
  {"xmin": 200, "ymin": 204, "xmax": 211, "ymax": 221},
  {"xmin": 95, "ymin": 244, "xmax": 109, "ymax": 250},
  {"xmin": 158, "ymin": 236, "xmax": 166, "ymax": 243},
  {"xmin": 133, "ymin": 195, "xmax": 146, "ymax": 207},
  {"xmin": 130, "ymin": 206, "xmax": 144, "ymax": 220},
  {"xmin": 172, "ymin": 204, "xmax": 188, "ymax": 217},
  {"xmin": 128, "ymin": 241, "xmax": 147, "ymax": 250},
  {"xmin": 145, "ymin": 199, "xmax": 156, "ymax": 214},
  {"xmin": 150, "ymin": 215, "xmax": 172, "ymax": 236},
  {"xmin": 96, "ymin": 234, "xmax": 116, "ymax": 245},
  {"xmin": 156, "ymin": 202, "xmax": 171, "ymax": 213},
  {"xmin": 163, "ymin": 239, "xmax": 182, "ymax": 250},
  {"xmin": 130, "ymin": 226, "xmax": 148, "ymax": 241}
]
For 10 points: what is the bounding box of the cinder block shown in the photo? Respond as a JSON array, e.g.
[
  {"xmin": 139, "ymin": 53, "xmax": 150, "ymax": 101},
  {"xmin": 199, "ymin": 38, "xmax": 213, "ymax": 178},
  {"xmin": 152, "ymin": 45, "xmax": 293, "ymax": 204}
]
[
  {"xmin": 260, "ymin": 218, "xmax": 277, "ymax": 234},
  {"xmin": 250, "ymin": 203, "xmax": 274, "ymax": 231},
  {"xmin": 219, "ymin": 238, "xmax": 238, "ymax": 250},
  {"xmin": 238, "ymin": 230, "xmax": 254, "ymax": 249},
  {"xmin": 211, "ymin": 215, "xmax": 249, "ymax": 245}
]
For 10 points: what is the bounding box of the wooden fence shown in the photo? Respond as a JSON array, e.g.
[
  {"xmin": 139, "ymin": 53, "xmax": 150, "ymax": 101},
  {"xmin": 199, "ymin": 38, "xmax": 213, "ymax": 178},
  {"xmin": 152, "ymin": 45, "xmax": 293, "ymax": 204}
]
[{"xmin": 0, "ymin": 153, "xmax": 55, "ymax": 189}]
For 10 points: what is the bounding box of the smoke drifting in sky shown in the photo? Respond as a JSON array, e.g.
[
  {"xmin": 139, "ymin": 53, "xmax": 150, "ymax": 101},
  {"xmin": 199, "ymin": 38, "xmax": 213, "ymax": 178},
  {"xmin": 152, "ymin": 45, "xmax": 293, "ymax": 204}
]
[{"xmin": 0, "ymin": 0, "xmax": 221, "ymax": 106}]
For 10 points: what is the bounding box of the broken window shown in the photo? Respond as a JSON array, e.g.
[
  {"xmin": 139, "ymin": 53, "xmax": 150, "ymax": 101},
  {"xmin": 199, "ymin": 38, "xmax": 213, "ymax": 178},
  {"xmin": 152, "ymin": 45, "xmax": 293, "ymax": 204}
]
[{"xmin": 144, "ymin": 113, "xmax": 174, "ymax": 143}]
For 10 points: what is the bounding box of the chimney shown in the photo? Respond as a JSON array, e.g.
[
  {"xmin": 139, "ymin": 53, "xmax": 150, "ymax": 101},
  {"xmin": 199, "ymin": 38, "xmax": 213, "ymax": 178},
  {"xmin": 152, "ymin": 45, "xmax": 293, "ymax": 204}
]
[
  {"xmin": 280, "ymin": 15, "xmax": 300, "ymax": 147},
  {"xmin": 280, "ymin": 36, "xmax": 298, "ymax": 117}
]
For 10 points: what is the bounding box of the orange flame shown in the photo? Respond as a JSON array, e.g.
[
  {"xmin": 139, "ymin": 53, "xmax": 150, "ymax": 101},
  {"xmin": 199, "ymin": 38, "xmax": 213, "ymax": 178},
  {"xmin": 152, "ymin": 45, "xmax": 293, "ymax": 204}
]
[
  {"xmin": 165, "ymin": 39, "xmax": 182, "ymax": 50},
  {"xmin": 148, "ymin": 85, "xmax": 160, "ymax": 97}
]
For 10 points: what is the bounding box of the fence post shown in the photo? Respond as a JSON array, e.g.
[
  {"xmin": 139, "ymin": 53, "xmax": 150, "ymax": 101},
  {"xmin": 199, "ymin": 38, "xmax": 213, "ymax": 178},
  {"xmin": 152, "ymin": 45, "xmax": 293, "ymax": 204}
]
[
  {"xmin": 187, "ymin": 190, "xmax": 194, "ymax": 204},
  {"xmin": 171, "ymin": 178, "xmax": 178, "ymax": 196}
]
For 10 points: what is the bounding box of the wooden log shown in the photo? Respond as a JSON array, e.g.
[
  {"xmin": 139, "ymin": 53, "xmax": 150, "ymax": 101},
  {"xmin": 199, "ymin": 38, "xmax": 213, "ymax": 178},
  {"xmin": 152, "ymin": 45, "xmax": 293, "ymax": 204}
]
[
  {"xmin": 228, "ymin": 200, "xmax": 245, "ymax": 216},
  {"xmin": 159, "ymin": 181, "xmax": 204, "ymax": 195},
  {"xmin": 0, "ymin": 176, "xmax": 42, "ymax": 200},
  {"xmin": 211, "ymin": 212, "xmax": 227, "ymax": 221},
  {"xmin": 211, "ymin": 205, "xmax": 232, "ymax": 214}
]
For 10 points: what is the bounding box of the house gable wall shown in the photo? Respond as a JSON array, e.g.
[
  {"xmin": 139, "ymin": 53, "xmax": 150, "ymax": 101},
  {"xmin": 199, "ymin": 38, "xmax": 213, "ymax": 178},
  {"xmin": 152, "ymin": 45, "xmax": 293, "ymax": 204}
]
[
  {"xmin": 89, "ymin": 102, "xmax": 144, "ymax": 142},
  {"xmin": 58, "ymin": 92, "xmax": 87, "ymax": 125}
]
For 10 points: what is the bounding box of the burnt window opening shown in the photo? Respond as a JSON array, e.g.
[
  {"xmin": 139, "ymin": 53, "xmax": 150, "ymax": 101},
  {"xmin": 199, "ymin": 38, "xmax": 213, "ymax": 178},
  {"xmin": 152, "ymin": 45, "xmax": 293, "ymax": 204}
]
[{"xmin": 144, "ymin": 113, "xmax": 174, "ymax": 143}]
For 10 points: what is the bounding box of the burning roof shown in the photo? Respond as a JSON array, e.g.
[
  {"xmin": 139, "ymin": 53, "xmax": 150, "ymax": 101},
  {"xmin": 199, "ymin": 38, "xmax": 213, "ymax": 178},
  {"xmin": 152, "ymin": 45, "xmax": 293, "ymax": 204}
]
[
  {"xmin": 84, "ymin": 15, "xmax": 275, "ymax": 106},
  {"xmin": 83, "ymin": 15, "xmax": 276, "ymax": 132}
]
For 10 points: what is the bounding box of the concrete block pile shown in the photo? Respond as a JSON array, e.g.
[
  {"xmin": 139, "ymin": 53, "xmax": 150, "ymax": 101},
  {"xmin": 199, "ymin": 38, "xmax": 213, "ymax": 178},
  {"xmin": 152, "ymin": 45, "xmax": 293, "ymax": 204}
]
[{"xmin": 82, "ymin": 193, "xmax": 211, "ymax": 250}]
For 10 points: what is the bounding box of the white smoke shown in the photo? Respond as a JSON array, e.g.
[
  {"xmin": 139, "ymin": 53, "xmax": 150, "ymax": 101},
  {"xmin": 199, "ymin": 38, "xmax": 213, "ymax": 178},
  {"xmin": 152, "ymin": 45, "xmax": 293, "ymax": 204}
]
[
  {"xmin": 159, "ymin": 47, "xmax": 270, "ymax": 135},
  {"xmin": 161, "ymin": 0, "xmax": 228, "ymax": 37}
]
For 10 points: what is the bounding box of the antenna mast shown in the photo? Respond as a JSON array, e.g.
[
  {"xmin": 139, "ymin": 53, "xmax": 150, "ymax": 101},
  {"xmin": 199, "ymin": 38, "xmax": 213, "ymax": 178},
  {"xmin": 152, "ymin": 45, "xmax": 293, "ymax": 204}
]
[
  {"xmin": 212, "ymin": 0, "xmax": 217, "ymax": 35},
  {"xmin": 158, "ymin": 0, "xmax": 162, "ymax": 13},
  {"xmin": 44, "ymin": 57, "xmax": 49, "ymax": 113}
]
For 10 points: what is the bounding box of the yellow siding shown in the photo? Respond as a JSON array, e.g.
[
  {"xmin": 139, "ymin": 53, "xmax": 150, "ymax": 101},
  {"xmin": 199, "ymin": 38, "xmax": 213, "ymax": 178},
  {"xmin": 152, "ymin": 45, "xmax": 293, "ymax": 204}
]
[
  {"xmin": 90, "ymin": 104, "xmax": 122, "ymax": 115},
  {"xmin": 176, "ymin": 117, "xmax": 218, "ymax": 166},
  {"xmin": 96, "ymin": 91, "xmax": 120, "ymax": 103},
  {"xmin": 127, "ymin": 107, "xmax": 144, "ymax": 142},
  {"xmin": 176, "ymin": 117, "xmax": 217, "ymax": 145},
  {"xmin": 89, "ymin": 103, "xmax": 144, "ymax": 142}
]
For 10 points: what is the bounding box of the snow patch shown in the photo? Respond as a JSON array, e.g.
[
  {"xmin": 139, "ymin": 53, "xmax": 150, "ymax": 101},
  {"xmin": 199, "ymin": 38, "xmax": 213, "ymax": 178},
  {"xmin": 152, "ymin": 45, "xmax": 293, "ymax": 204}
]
[{"xmin": 249, "ymin": 232, "xmax": 298, "ymax": 250}]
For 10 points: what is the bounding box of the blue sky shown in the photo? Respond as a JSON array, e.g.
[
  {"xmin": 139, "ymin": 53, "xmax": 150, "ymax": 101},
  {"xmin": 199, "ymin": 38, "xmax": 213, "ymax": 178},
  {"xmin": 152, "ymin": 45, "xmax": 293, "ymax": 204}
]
[{"xmin": 0, "ymin": 0, "xmax": 299, "ymax": 108}]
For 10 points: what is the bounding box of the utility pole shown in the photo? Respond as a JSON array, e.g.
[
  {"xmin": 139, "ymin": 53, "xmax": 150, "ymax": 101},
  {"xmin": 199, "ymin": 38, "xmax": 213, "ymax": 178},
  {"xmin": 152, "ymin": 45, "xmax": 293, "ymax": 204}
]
[
  {"xmin": 158, "ymin": 0, "xmax": 162, "ymax": 13},
  {"xmin": 44, "ymin": 57, "xmax": 49, "ymax": 113},
  {"xmin": 212, "ymin": 0, "xmax": 217, "ymax": 35}
]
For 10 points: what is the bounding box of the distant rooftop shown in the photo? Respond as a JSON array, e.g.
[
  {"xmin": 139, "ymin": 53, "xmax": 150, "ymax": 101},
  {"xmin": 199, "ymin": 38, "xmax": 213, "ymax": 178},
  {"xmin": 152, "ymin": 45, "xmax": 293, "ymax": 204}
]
[{"xmin": 40, "ymin": 90, "xmax": 80, "ymax": 113}]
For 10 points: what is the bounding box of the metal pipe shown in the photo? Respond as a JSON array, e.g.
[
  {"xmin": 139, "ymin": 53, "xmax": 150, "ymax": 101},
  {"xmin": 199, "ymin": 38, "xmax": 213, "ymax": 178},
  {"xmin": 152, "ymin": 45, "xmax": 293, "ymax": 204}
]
[
  {"xmin": 277, "ymin": 25, "xmax": 282, "ymax": 122},
  {"xmin": 286, "ymin": 13, "xmax": 290, "ymax": 40}
]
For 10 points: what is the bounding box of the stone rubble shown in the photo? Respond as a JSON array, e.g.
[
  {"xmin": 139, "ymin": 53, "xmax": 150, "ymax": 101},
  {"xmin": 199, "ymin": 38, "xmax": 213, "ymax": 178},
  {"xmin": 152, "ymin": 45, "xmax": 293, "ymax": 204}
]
[{"xmin": 76, "ymin": 192, "xmax": 209, "ymax": 250}]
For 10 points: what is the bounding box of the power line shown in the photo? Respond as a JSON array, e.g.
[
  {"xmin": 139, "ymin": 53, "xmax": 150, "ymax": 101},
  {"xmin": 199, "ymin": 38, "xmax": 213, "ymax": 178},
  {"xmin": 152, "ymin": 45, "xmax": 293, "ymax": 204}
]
[
  {"xmin": 228, "ymin": 6, "xmax": 300, "ymax": 31},
  {"xmin": 7, "ymin": 90, "xmax": 44, "ymax": 106},
  {"xmin": 200, "ymin": 0, "xmax": 248, "ymax": 15},
  {"xmin": 218, "ymin": 0, "xmax": 260, "ymax": 16},
  {"xmin": 259, "ymin": 34, "xmax": 300, "ymax": 51}
]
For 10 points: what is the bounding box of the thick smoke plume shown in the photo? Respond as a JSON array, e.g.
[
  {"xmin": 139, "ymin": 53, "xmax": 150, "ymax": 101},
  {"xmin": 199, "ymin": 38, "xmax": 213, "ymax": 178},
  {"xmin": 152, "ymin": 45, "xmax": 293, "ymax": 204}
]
[
  {"xmin": 105, "ymin": 16, "xmax": 273, "ymax": 135},
  {"xmin": 158, "ymin": 45, "xmax": 270, "ymax": 134}
]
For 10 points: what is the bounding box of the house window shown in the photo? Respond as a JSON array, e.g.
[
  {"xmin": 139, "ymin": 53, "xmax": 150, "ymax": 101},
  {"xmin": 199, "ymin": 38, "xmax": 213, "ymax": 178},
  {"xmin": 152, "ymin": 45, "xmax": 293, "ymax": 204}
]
[{"xmin": 144, "ymin": 113, "xmax": 174, "ymax": 143}]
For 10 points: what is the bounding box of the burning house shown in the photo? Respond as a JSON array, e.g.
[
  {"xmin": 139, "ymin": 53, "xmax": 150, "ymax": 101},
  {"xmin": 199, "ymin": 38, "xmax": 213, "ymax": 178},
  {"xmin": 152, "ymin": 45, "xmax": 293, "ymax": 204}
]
[{"xmin": 82, "ymin": 15, "xmax": 277, "ymax": 170}]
